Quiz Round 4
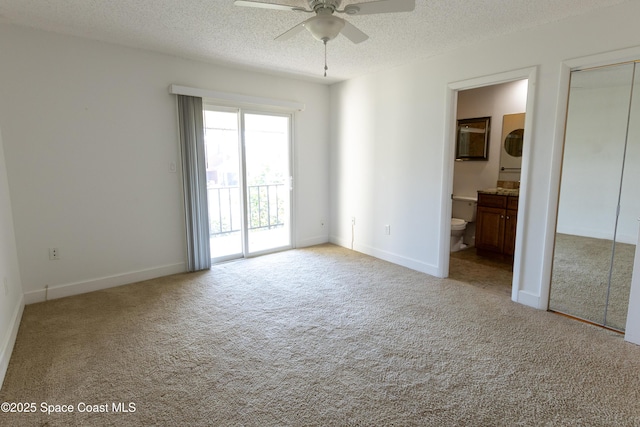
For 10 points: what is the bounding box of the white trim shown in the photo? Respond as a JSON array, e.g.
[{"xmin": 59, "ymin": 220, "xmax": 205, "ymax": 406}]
[
  {"xmin": 23, "ymin": 263, "xmax": 186, "ymax": 304},
  {"xmin": 365, "ymin": 245, "xmax": 439, "ymax": 277},
  {"xmin": 564, "ymin": 46, "xmax": 640, "ymax": 71},
  {"xmin": 512, "ymin": 69, "xmax": 538, "ymax": 303},
  {"xmin": 625, "ymin": 323, "xmax": 640, "ymax": 346},
  {"xmin": 169, "ymin": 84, "xmax": 306, "ymax": 112},
  {"xmin": 448, "ymin": 68, "xmax": 537, "ymax": 91},
  {"xmin": 0, "ymin": 294, "xmax": 24, "ymax": 389},
  {"xmin": 625, "ymin": 225, "xmax": 640, "ymax": 346},
  {"xmin": 540, "ymin": 61, "xmax": 573, "ymax": 311},
  {"xmin": 438, "ymin": 85, "xmax": 458, "ymax": 279},
  {"xmin": 330, "ymin": 236, "xmax": 440, "ymax": 277},
  {"xmin": 517, "ymin": 290, "xmax": 541, "ymax": 309},
  {"xmin": 297, "ymin": 235, "xmax": 330, "ymax": 248}
]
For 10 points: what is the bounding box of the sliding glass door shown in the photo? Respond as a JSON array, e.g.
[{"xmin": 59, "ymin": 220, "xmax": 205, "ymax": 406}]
[
  {"xmin": 244, "ymin": 113, "xmax": 291, "ymax": 253},
  {"xmin": 204, "ymin": 107, "xmax": 292, "ymax": 262}
]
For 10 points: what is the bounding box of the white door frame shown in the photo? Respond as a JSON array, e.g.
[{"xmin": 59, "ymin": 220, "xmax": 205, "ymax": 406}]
[
  {"xmin": 540, "ymin": 47, "xmax": 640, "ymax": 345},
  {"xmin": 440, "ymin": 67, "xmax": 538, "ymax": 305},
  {"xmin": 625, "ymin": 222, "xmax": 640, "ymax": 344}
]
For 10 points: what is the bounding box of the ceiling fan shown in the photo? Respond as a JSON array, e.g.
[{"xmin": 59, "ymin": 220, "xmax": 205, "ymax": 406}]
[{"xmin": 234, "ymin": 0, "xmax": 416, "ymax": 76}]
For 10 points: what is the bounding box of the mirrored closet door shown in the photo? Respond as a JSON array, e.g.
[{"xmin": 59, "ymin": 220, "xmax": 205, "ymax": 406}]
[{"xmin": 549, "ymin": 61, "xmax": 640, "ymax": 332}]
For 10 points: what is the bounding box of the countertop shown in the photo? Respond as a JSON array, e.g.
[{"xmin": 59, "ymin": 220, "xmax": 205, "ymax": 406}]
[{"xmin": 478, "ymin": 188, "xmax": 519, "ymax": 196}]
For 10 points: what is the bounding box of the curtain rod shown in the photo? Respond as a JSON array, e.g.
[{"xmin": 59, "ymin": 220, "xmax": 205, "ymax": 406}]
[{"xmin": 169, "ymin": 85, "xmax": 306, "ymax": 112}]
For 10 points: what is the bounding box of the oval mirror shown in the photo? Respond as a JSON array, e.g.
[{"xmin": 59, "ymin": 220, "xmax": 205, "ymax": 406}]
[{"xmin": 504, "ymin": 128, "xmax": 524, "ymax": 157}]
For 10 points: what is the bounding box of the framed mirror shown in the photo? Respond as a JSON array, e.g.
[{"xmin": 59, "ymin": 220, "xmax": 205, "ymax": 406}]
[
  {"xmin": 456, "ymin": 117, "xmax": 490, "ymax": 160},
  {"xmin": 504, "ymin": 129, "xmax": 524, "ymax": 157},
  {"xmin": 498, "ymin": 113, "xmax": 525, "ymax": 182}
]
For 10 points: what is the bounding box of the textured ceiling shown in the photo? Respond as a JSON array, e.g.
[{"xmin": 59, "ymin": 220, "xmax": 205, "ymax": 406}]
[{"xmin": 0, "ymin": 0, "xmax": 631, "ymax": 83}]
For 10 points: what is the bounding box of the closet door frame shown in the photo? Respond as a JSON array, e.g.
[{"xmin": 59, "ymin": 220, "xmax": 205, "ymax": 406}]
[
  {"xmin": 549, "ymin": 62, "xmax": 634, "ymax": 330},
  {"xmin": 544, "ymin": 47, "xmax": 640, "ymax": 345}
]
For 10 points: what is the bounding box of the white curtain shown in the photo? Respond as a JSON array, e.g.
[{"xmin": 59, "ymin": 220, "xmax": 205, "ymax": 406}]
[{"xmin": 177, "ymin": 95, "xmax": 211, "ymax": 271}]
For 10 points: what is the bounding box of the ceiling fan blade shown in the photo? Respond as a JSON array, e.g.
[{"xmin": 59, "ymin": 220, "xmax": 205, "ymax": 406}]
[
  {"xmin": 341, "ymin": 20, "xmax": 369, "ymax": 44},
  {"xmin": 342, "ymin": 0, "xmax": 415, "ymax": 15},
  {"xmin": 275, "ymin": 19, "xmax": 308, "ymax": 41},
  {"xmin": 234, "ymin": 0, "xmax": 309, "ymax": 12}
]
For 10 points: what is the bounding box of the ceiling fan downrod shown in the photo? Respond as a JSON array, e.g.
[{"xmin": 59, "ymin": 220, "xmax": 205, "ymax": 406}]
[{"xmin": 324, "ymin": 40, "xmax": 328, "ymax": 77}]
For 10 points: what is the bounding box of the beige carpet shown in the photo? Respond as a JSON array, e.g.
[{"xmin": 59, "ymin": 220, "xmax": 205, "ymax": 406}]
[
  {"xmin": 550, "ymin": 233, "xmax": 635, "ymax": 331},
  {"xmin": 1, "ymin": 244, "xmax": 640, "ymax": 426}
]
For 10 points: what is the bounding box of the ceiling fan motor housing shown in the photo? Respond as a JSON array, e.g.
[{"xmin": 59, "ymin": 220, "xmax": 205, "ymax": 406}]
[{"xmin": 309, "ymin": 0, "xmax": 341, "ymax": 13}]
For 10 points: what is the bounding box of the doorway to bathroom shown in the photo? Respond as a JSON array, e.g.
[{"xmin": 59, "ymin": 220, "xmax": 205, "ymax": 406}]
[{"xmin": 446, "ymin": 75, "xmax": 531, "ymax": 299}]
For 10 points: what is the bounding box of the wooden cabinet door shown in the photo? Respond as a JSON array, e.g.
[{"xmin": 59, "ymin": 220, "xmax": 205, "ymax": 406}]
[
  {"xmin": 475, "ymin": 206, "xmax": 506, "ymax": 253},
  {"xmin": 504, "ymin": 209, "xmax": 518, "ymax": 256}
]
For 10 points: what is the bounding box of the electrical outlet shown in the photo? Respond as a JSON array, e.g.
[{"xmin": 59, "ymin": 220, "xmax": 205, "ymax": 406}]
[
  {"xmin": 49, "ymin": 248, "xmax": 60, "ymax": 260},
  {"xmin": 3, "ymin": 277, "xmax": 8, "ymax": 296},
  {"xmin": 351, "ymin": 216, "xmax": 356, "ymax": 226},
  {"xmin": 169, "ymin": 161, "xmax": 177, "ymax": 173},
  {"xmin": 385, "ymin": 225, "xmax": 391, "ymax": 235}
]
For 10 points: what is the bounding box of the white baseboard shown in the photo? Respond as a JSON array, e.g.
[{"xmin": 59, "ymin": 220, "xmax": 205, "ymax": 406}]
[
  {"xmin": 329, "ymin": 236, "xmax": 440, "ymax": 277},
  {"xmin": 0, "ymin": 294, "xmax": 24, "ymax": 390},
  {"xmin": 625, "ymin": 329, "xmax": 640, "ymax": 346},
  {"xmin": 296, "ymin": 235, "xmax": 330, "ymax": 248},
  {"xmin": 517, "ymin": 290, "xmax": 541, "ymax": 309},
  {"xmin": 361, "ymin": 244, "xmax": 440, "ymax": 277},
  {"xmin": 23, "ymin": 263, "xmax": 186, "ymax": 305},
  {"xmin": 329, "ymin": 235, "xmax": 351, "ymax": 250}
]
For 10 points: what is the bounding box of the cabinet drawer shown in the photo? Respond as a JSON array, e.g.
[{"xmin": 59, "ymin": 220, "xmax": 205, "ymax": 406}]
[
  {"xmin": 507, "ymin": 196, "xmax": 519, "ymax": 210},
  {"xmin": 477, "ymin": 193, "xmax": 507, "ymax": 209}
]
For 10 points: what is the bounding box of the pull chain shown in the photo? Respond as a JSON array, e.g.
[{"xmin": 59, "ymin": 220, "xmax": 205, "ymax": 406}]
[{"xmin": 324, "ymin": 40, "xmax": 328, "ymax": 77}]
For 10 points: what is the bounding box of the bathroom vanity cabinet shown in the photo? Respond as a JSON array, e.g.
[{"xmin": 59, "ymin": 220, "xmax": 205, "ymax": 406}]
[{"xmin": 475, "ymin": 192, "xmax": 518, "ymax": 258}]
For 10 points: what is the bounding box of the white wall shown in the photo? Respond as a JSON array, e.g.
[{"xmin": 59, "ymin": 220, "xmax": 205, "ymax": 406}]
[
  {"xmin": 0, "ymin": 23, "xmax": 330, "ymax": 302},
  {"xmin": 454, "ymin": 80, "xmax": 527, "ymax": 198},
  {"xmin": 0, "ymin": 124, "xmax": 24, "ymax": 388},
  {"xmin": 329, "ymin": 1, "xmax": 640, "ymax": 307}
]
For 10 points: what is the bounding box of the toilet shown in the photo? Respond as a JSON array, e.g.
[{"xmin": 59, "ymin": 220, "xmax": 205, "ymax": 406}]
[{"xmin": 451, "ymin": 196, "xmax": 478, "ymax": 252}]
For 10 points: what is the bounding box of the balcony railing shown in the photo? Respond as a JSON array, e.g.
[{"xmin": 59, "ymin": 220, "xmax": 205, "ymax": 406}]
[{"xmin": 207, "ymin": 183, "xmax": 285, "ymax": 236}]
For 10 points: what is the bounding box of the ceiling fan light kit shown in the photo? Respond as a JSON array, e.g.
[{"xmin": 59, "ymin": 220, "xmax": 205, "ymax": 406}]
[
  {"xmin": 304, "ymin": 13, "xmax": 345, "ymax": 43},
  {"xmin": 234, "ymin": 0, "xmax": 416, "ymax": 76}
]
